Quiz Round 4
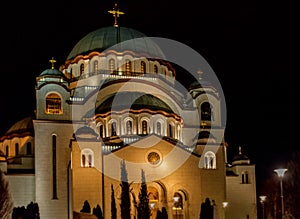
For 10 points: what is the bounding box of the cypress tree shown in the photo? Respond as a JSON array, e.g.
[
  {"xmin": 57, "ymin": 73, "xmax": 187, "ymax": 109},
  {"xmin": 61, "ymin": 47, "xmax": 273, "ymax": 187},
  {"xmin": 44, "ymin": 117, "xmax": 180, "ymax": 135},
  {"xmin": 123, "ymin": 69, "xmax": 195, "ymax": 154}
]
[
  {"xmin": 137, "ymin": 169, "xmax": 150, "ymax": 219},
  {"xmin": 120, "ymin": 160, "xmax": 131, "ymax": 219},
  {"xmin": 111, "ymin": 184, "xmax": 117, "ymax": 219}
]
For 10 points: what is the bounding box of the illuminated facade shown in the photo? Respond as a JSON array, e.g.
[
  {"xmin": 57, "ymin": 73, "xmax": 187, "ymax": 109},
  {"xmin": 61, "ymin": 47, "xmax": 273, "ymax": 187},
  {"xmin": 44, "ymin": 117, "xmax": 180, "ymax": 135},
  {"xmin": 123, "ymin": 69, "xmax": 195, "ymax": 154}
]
[{"xmin": 0, "ymin": 6, "xmax": 257, "ymax": 219}]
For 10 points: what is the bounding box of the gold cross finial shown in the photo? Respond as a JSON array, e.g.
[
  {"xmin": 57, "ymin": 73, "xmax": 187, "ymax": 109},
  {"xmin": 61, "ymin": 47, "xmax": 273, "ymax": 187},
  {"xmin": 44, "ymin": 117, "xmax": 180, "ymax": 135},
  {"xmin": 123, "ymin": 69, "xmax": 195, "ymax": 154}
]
[
  {"xmin": 49, "ymin": 57, "xmax": 56, "ymax": 69},
  {"xmin": 238, "ymin": 146, "xmax": 242, "ymax": 155},
  {"xmin": 108, "ymin": 3, "xmax": 125, "ymax": 27}
]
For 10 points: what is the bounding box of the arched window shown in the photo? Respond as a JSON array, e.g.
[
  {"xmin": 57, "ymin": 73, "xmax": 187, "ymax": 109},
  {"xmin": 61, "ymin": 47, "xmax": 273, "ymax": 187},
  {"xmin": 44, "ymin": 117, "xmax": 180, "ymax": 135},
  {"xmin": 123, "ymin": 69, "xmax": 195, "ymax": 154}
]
[
  {"xmin": 80, "ymin": 63, "xmax": 84, "ymax": 75},
  {"xmin": 141, "ymin": 61, "xmax": 146, "ymax": 74},
  {"xmin": 111, "ymin": 122, "xmax": 117, "ymax": 136},
  {"xmin": 15, "ymin": 143, "xmax": 19, "ymax": 156},
  {"xmin": 125, "ymin": 59, "xmax": 132, "ymax": 75},
  {"xmin": 81, "ymin": 149, "xmax": 94, "ymax": 167},
  {"xmin": 142, "ymin": 120, "xmax": 148, "ymax": 135},
  {"xmin": 126, "ymin": 120, "xmax": 133, "ymax": 135},
  {"xmin": 173, "ymin": 192, "xmax": 183, "ymax": 217},
  {"xmin": 46, "ymin": 93, "xmax": 62, "ymax": 114},
  {"xmin": 93, "ymin": 60, "xmax": 98, "ymax": 73},
  {"xmin": 168, "ymin": 124, "xmax": 174, "ymax": 138},
  {"xmin": 201, "ymin": 102, "xmax": 212, "ymax": 121},
  {"xmin": 204, "ymin": 151, "xmax": 216, "ymax": 169},
  {"xmin": 154, "ymin": 65, "xmax": 158, "ymax": 73},
  {"xmin": 99, "ymin": 124, "xmax": 104, "ymax": 138},
  {"xmin": 27, "ymin": 142, "xmax": 32, "ymax": 155},
  {"xmin": 148, "ymin": 186, "xmax": 159, "ymax": 215},
  {"xmin": 109, "ymin": 59, "xmax": 115, "ymax": 73},
  {"xmin": 157, "ymin": 122, "xmax": 162, "ymax": 136}
]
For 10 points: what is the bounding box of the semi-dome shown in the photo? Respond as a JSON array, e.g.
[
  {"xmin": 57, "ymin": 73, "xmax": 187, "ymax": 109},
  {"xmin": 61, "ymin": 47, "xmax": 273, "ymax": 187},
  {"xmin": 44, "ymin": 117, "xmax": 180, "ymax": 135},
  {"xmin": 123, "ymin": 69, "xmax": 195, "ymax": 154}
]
[
  {"xmin": 95, "ymin": 92, "xmax": 173, "ymax": 114},
  {"xmin": 0, "ymin": 116, "xmax": 34, "ymax": 141},
  {"xmin": 67, "ymin": 26, "xmax": 166, "ymax": 60}
]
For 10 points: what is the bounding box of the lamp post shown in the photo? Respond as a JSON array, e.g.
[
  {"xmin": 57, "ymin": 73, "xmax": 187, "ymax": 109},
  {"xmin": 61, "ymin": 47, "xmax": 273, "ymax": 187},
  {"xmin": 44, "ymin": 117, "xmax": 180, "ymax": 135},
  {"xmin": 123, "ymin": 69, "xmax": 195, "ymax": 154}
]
[
  {"xmin": 259, "ymin": 195, "xmax": 267, "ymax": 219},
  {"xmin": 222, "ymin": 201, "xmax": 228, "ymax": 219},
  {"xmin": 274, "ymin": 168, "xmax": 287, "ymax": 219}
]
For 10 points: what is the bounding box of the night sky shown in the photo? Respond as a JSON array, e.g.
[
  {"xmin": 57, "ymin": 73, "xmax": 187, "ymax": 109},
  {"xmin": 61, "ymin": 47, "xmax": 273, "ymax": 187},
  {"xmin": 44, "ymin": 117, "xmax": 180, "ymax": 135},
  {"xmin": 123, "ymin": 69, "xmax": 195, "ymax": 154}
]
[{"xmin": 1, "ymin": 0, "xmax": 299, "ymax": 192}]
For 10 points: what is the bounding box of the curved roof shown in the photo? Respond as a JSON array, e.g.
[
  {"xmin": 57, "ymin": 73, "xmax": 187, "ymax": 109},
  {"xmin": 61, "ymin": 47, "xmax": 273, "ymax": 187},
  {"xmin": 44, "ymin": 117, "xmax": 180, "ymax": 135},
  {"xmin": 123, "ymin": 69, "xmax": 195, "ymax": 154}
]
[
  {"xmin": 95, "ymin": 92, "xmax": 173, "ymax": 114},
  {"xmin": 5, "ymin": 116, "xmax": 34, "ymax": 136},
  {"xmin": 67, "ymin": 26, "xmax": 165, "ymax": 60},
  {"xmin": 74, "ymin": 126, "xmax": 98, "ymax": 140},
  {"xmin": 39, "ymin": 68, "xmax": 66, "ymax": 78},
  {"xmin": 0, "ymin": 116, "xmax": 34, "ymax": 141}
]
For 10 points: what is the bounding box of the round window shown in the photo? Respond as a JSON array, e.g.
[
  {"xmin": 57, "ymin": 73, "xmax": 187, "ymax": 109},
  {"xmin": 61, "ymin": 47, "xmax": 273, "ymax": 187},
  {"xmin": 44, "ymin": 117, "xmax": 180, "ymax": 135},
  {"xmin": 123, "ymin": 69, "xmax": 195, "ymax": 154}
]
[{"xmin": 147, "ymin": 152, "xmax": 161, "ymax": 165}]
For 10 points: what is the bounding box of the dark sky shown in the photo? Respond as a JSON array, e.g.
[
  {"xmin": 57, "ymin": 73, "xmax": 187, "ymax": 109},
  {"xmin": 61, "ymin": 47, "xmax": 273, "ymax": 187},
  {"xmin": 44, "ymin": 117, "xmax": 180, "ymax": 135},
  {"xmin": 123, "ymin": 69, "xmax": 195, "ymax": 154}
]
[{"xmin": 1, "ymin": 0, "xmax": 299, "ymax": 191}]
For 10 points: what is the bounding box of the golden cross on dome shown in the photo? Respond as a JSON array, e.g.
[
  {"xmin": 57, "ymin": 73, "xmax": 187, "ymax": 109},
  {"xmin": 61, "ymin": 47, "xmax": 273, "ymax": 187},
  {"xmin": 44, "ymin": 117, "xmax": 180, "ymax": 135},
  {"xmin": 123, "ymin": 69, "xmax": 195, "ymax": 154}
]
[
  {"xmin": 49, "ymin": 57, "xmax": 56, "ymax": 69},
  {"xmin": 238, "ymin": 146, "xmax": 242, "ymax": 155},
  {"xmin": 108, "ymin": 3, "xmax": 125, "ymax": 27}
]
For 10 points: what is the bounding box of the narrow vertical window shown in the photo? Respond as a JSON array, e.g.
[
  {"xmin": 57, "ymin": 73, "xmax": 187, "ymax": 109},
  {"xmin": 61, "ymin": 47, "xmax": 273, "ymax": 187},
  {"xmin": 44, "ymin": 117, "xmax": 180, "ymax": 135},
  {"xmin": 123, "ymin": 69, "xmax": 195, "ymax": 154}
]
[
  {"xmin": 88, "ymin": 154, "xmax": 92, "ymax": 167},
  {"xmin": 52, "ymin": 135, "xmax": 58, "ymax": 199},
  {"xmin": 142, "ymin": 120, "xmax": 148, "ymax": 135},
  {"xmin": 157, "ymin": 122, "xmax": 161, "ymax": 136},
  {"xmin": 27, "ymin": 142, "xmax": 32, "ymax": 155},
  {"xmin": 15, "ymin": 143, "xmax": 19, "ymax": 156},
  {"xmin": 111, "ymin": 122, "xmax": 117, "ymax": 136},
  {"xmin": 93, "ymin": 60, "xmax": 98, "ymax": 73},
  {"xmin": 154, "ymin": 65, "xmax": 158, "ymax": 73},
  {"xmin": 99, "ymin": 124, "xmax": 103, "ymax": 138},
  {"xmin": 80, "ymin": 63, "xmax": 84, "ymax": 75},
  {"xmin": 109, "ymin": 59, "xmax": 115, "ymax": 74},
  {"xmin": 126, "ymin": 120, "xmax": 132, "ymax": 135},
  {"xmin": 5, "ymin": 145, "xmax": 9, "ymax": 157},
  {"xmin": 242, "ymin": 172, "xmax": 249, "ymax": 184},
  {"xmin": 141, "ymin": 61, "xmax": 146, "ymax": 74},
  {"xmin": 125, "ymin": 59, "xmax": 131, "ymax": 75},
  {"xmin": 169, "ymin": 124, "xmax": 173, "ymax": 138},
  {"xmin": 82, "ymin": 154, "xmax": 86, "ymax": 167},
  {"xmin": 201, "ymin": 102, "xmax": 212, "ymax": 121}
]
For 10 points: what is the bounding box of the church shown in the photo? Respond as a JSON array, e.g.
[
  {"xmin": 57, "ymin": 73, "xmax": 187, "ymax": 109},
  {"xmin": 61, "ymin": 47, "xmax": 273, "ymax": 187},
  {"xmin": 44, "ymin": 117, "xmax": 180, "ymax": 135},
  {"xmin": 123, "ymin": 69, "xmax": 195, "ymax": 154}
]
[{"xmin": 0, "ymin": 4, "xmax": 257, "ymax": 219}]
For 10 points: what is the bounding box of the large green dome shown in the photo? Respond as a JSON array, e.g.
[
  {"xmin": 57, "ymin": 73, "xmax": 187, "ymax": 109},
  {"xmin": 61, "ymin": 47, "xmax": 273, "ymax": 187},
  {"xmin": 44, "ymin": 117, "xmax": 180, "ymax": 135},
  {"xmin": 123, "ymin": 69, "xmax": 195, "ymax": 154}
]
[{"xmin": 67, "ymin": 26, "xmax": 165, "ymax": 60}]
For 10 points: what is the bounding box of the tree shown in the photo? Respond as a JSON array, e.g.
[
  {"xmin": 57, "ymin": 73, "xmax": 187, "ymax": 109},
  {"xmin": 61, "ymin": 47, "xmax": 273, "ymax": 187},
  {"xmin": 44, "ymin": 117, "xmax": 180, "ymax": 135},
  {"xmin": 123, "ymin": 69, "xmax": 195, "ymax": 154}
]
[
  {"xmin": 12, "ymin": 206, "xmax": 26, "ymax": 219},
  {"xmin": 80, "ymin": 200, "xmax": 91, "ymax": 213},
  {"xmin": 0, "ymin": 170, "xmax": 13, "ymax": 219},
  {"xmin": 24, "ymin": 202, "xmax": 40, "ymax": 219},
  {"xmin": 93, "ymin": 204, "xmax": 103, "ymax": 219},
  {"xmin": 137, "ymin": 169, "xmax": 150, "ymax": 219},
  {"xmin": 161, "ymin": 207, "xmax": 168, "ymax": 219},
  {"xmin": 156, "ymin": 209, "xmax": 162, "ymax": 219},
  {"xmin": 260, "ymin": 150, "xmax": 300, "ymax": 219},
  {"xmin": 285, "ymin": 150, "xmax": 300, "ymax": 218},
  {"xmin": 120, "ymin": 160, "xmax": 131, "ymax": 219},
  {"xmin": 111, "ymin": 184, "xmax": 117, "ymax": 219},
  {"xmin": 199, "ymin": 197, "xmax": 213, "ymax": 219}
]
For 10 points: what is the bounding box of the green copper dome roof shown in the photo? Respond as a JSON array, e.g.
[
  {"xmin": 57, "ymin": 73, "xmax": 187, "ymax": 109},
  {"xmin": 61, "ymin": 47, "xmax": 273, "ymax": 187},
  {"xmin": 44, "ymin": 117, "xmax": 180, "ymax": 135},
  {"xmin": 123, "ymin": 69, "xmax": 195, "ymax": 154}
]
[
  {"xmin": 39, "ymin": 68, "xmax": 65, "ymax": 77},
  {"xmin": 95, "ymin": 92, "xmax": 173, "ymax": 114},
  {"xmin": 67, "ymin": 26, "xmax": 165, "ymax": 60}
]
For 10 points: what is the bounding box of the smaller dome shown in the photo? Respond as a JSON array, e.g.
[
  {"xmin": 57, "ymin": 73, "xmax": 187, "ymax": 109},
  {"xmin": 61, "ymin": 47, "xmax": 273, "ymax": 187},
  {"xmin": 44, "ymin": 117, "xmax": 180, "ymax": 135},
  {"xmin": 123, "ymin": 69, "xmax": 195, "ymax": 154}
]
[
  {"xmin": 39, "ymin": 68, "xmax": 66, "ymax": 78},
  {"xmin": 232, "ymin": 146, "xmax": 250, "ymax": 165},
  {"xmin": 74, "ymin": 126, "xmax": 98, "ymax": 139}
]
